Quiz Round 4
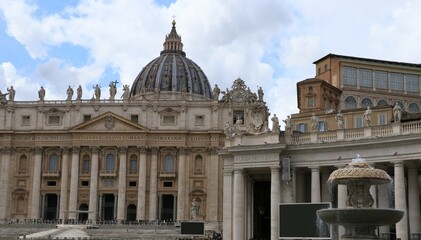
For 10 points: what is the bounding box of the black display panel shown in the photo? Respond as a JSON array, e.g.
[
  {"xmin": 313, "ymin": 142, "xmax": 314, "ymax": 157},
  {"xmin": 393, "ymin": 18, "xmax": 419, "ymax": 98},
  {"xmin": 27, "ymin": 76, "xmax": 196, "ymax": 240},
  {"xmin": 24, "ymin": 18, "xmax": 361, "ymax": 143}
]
[
  {"xmin": 180, "ymin": 221, "xmax": 205, "ymax": 235},
  {"xmin": 279, "ymin": 203, "xmax": 331, "ymax": 239}
]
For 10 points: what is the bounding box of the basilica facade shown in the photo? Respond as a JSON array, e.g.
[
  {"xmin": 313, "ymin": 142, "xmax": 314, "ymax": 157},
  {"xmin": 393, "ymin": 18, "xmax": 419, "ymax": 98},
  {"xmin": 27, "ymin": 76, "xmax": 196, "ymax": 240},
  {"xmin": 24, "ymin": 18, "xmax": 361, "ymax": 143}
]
[{"xmin": 0, "ymin": 21, "xmax": 272, "ymax": 231}]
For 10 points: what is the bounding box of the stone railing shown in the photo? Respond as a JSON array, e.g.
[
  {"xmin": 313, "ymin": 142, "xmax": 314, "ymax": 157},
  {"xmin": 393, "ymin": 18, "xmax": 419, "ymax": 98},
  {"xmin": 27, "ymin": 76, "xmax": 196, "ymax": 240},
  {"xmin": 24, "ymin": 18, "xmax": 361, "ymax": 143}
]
[
  {"xmin": 41, "ymin": 170, "xmax": 60, "ymax": 177},
  {"xmin": 99, "ymin": 170, "xmax": 117, "ymax": 177},
  {"xmin": 287, "ymin": 120, "xmax": 421, "ymax": 145}
]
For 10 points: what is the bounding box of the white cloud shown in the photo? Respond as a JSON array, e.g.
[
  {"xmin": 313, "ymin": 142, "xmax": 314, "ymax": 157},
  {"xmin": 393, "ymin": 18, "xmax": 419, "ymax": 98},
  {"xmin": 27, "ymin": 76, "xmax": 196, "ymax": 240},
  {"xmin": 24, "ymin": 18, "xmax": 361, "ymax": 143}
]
[{"xmin": 0, "ymin": 62, "xmax": 40, "ymax": 101}]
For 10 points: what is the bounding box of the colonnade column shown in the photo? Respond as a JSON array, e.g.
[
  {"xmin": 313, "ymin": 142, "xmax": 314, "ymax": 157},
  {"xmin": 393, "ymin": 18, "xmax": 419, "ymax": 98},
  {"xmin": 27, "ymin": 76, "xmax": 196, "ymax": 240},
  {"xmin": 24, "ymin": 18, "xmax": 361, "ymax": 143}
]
[
  {"xmin": 59, "ymin": 147, "xmax": 70, "ymax": 220},
  {"xmin": 408, "ymin": 164, "xmax": 421, "ymax": 234},
  {"xmin": 0, "ymin": 147, "xmax": 11, "ymax": 222},
  {"xmin": 30, "ymin": 147, "xmax": 42, "ymax": 219},
  {"xmin": 207, "ymin": 146, "xmax": 219, "ymax": 224},
  {"xmin": 149, "ymin": 147, "xmax": 158, "ymax": 220},
  {"xmin": 222, "ymin": 169, "xmax": 233, "ymax": 240},
  {"xmin": 68, "ymin": 147, "xmax": 80, "ymax": 219},
  {"xmin": 311, "ymin": 167, "xmax": 321, "ymax": 203},
  {"xmin": 88, "ymin": 147, "xmax": 99, "ymax": 222},
  {"xmin": 117, "ymin": 147, "xmax": 127, "ymax": 222},
  {"xmin": 233, "ymin": 169, "xmax": 245, "ymax": 240},
  {"xmin": 394, "ymin": 161, "xmax": 408, "ymax": 240},
  {"xmin": 270, "ymin": 167, "xmax": 281, "ymax": 240},
  {"xmin": 176, "ymin": 147, "xmax": 186, "ymax": 221},
  {"xmin": 137, "ymin": 146, "xmax": 147, "ymax": 220}
]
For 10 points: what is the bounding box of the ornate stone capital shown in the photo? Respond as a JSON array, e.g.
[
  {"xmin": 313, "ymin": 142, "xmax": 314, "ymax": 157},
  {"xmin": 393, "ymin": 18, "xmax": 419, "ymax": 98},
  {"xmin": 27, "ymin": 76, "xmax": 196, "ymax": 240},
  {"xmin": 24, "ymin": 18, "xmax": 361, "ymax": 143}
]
[
  {"xmin": 118, "ymin": 146, "xmax": 128, "ymax": 153},
  {"xmin": 71, "ymin": 146, "xmax": 80, "ymax": 154},
  {"xmin": 149, "ymin": 146, "xmax": 159, "ymax": 154},
  {"xmin": 91, "ymin": 146, "xmax": 100, "ymax": 154},
  {"xmin": 207, "ymin": 146, "xmax": 220, "ymax": 155},
  {"xmin": 0, "ymin": 146, "xmax": 12, "ymax": 154},
  {"xmin": 33, "ymin": 147, "xmax": 43, "ymax": 155},
  {"xmin": 61, "ymin": 147, "xmax": 70, "ymax": 154},
  {"xmin": 178, "ymin": 146, "xmax": 189, "ymax": 155},
  {"xmin": 138, "ymin": 146, "xmax": 147, "ymax": 153}
]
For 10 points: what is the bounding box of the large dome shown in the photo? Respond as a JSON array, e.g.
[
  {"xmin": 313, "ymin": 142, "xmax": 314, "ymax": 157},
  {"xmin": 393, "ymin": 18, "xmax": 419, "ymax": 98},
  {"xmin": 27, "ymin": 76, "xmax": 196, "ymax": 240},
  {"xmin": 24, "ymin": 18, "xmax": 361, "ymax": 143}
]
[{"xmin": 130, "ymin": 21, "xmax": 212, "ymax": 99}]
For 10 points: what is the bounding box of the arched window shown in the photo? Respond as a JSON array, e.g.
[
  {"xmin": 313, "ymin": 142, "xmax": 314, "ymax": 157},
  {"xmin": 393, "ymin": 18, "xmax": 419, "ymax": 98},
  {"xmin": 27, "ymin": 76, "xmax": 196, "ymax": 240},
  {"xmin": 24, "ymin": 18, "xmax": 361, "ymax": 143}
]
[
  {"xmin": 130, "ymin": 155, "xmax": 138, "ymax": 173},
  {"xmin": 408, "ymin": 103, "xmax": 419, "ymax": 113},
  {"xmin": 344, "ymin": 96, "xmax": 357, "ymax": 109},
  {"xmin": 377, "ymin": 99, "xmax": 388, "ymax": 107},
  {"xmin": 194, "ymin": 155, "xmax": 203, "ymax": 172},
  {"xmin": 361, "ymin": 98, "xmax": 373, "ymax": 108},
  {"xmin": 163, "ymin": 154, "xmax": 174, "ymax": 172},
  {"xmin": 394, "ymin": 101, "xmax": 404, "ymax": 111},
  {"xmin": 19, "ymin": 155, "xmax": 28, "ymax": 173},
  {"xmin": 82, "ymin": 154, "xmax": 90, "ymax": 173},
  {"xmin": 48, "ymin": 154, "xmax": 58, "ymax": 171},
  {"xmin": 105, "ymin": 154, "xmax": 115, "ymax": 170}
]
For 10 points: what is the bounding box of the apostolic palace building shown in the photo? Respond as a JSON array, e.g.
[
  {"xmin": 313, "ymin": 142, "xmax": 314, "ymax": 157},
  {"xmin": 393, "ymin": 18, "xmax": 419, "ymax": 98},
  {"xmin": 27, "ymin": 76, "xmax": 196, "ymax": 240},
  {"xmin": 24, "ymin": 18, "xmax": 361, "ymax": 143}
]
[{"xmin": 1, "ymin": 22, "xmax": 420, "ymax": 240}]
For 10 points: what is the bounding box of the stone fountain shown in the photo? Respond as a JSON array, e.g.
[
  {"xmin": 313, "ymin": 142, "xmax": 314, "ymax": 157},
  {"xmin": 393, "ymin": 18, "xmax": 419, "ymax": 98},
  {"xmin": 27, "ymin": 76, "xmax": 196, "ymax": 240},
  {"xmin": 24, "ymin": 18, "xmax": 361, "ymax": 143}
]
[{"xmin": 317, "ymin": 155, "xmax": 404, "ymax": 240}]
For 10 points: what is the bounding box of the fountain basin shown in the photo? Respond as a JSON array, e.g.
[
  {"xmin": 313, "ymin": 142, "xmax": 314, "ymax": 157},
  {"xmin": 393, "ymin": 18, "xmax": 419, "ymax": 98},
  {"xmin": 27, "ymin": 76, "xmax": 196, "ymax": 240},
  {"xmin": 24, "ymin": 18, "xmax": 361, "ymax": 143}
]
[{"xmin": 317, "ymin": 208, "xmax": 403, "ymax": 226}]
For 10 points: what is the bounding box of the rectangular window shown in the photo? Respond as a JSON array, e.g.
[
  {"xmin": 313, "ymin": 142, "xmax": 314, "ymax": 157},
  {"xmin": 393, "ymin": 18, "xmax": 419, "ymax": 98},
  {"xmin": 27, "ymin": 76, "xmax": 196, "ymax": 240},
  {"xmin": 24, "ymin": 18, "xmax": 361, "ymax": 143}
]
[
  {"xmin": 297, "ymin": 123, "xmax": 307, "ymax": 133},
  {"xmin": 355, "ymin": 116, "xmax": 363, "ymax": 128},
  {"xmin": 233, "ymin": 110, "xmax": 244, "ymax": 124},
  {"xmin": 390, "ymin": 72, "xmax": 404, "ymax": 91},
  {"xmin": 406, "ymin": 74, "xmax": 419, "ymax": 93},
  {"xmin": 307, "ymin": 97, "xmax": 315, "ymax": 107},
  {"xmin": 318, "ymin": 121, "xmax": 327, "ymax": 132},
  {"xmin": 342, "ymin": 66, "xmax": 357, "ymax": 86},
  {"xmin": 195, "ymin": 115, "xmax": 204, "ymax": 126},
  {"xmin": 130, "ymin": 114, "xmax": 139, "ymax": 123},
  {"xmin": 378, "ymin": 114, "xmax": 387, "ymax": 125},
  {"xmin": 83, "ymin": 115, "xmax": 91, "ymax": 122},
  {"xmin": 163, "ymin": 181, "xmax": 173, "ymax": 187},
  {"xmin": 47, "ymin": 181, "xmax": 56, "ymax": 186},
  {"xmin": 81, "ymin": 180, "xmax": 89, "ymax": 187},
  {"xmin": 375, "ymin": 71, "xmax": 388, "ymax": 89},
  {"xmin": 163, "ymin": 115, "xmax": 175, "ymax": 125},
  {"xmin": 359, "ymin": 68, "xmax": 373, "ymax": 88},
  {"xmin": 129, "ymin": 181, "xmax": 137, "ymax": 187},
  {"xmin": 48, "ymin": 115, "xmax": 61, "ymax": 125},
  {"xmin": 21, "ymin": 115, "xmax": 30, "ymax": 126}
]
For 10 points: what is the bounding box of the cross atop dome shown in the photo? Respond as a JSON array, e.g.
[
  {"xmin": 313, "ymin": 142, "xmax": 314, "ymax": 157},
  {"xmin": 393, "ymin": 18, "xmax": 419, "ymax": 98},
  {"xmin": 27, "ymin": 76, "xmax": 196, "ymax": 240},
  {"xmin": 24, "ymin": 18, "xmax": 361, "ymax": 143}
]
[{"xmin": 162, "ymin": 19, "xmax": 184, "ymax": 55}]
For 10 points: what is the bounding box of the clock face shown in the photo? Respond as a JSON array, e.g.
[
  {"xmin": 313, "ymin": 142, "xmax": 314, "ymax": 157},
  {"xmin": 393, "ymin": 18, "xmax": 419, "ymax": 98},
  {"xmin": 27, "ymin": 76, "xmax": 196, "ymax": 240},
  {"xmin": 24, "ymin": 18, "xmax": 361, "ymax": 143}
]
[{"xmin": 232, "ymin": 89, "xmax": 246, "ymax": 102}]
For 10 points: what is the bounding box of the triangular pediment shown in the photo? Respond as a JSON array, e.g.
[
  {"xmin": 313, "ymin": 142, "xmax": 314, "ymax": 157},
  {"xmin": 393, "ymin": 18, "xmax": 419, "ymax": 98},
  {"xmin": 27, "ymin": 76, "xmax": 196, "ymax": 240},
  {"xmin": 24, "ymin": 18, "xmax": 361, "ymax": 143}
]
[{"xmin": 69, "ymin": 111, "xmax": 149, "ymax": 132}]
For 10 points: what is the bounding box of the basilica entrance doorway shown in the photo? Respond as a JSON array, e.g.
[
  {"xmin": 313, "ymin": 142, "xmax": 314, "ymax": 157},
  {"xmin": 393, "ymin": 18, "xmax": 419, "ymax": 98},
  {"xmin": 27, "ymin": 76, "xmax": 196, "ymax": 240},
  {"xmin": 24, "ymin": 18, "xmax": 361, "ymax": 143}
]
[
  {"xmin": 160, "ymin": 194, "xmax": 175, "ymax": 222},
  {"xmin": 127, "ymin": 204, "xmax": 136, "ymax": 221},
  {"xmin": 253, "ymin": 181, "xmax": 270, "ymax": 240},
  {"xmin": 102, "ymin": 194, "xmax": 115, "ymax": 220},
  {"xmin": 78, "ymin": 204, "xmax": 88, "ymax": 221},
  {"xmin": 43, "ymin": 194, "xmax": 58, "ymax": 220}
]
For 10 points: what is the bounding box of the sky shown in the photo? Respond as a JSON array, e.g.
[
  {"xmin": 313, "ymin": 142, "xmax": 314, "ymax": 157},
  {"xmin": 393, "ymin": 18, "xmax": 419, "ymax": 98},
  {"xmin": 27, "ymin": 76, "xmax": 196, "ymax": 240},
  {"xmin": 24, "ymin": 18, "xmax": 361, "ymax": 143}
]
[{"xmin": 2, "ymin": 0, "xmax": 421, "ymax": 127}]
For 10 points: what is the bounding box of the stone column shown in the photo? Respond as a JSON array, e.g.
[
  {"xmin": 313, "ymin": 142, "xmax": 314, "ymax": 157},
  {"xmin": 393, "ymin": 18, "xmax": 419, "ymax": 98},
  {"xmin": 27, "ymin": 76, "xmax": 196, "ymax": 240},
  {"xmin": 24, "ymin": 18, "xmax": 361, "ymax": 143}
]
[
  {"xmin": 30, "ymin": 147, "xmax": 42, "ymax": 219},
  {"xmin": 207, "ymin": 147, "xmax": 219, "ymax": 224},
  {"xmin": 408, "ymin": 165, "xmax": 421, "ymax": 234},
  {"xmin": 176, "ymin": 147, "xmax": 187, "ymax": 221},
  {"xmin": 148, "ymin": 147, "xmax": 158, "ymax": 220},
  {"xmin": 137, "ymin": 146, "xmax": 147, "ymax": 220},
  {"xmin": 0, "ymin": 147, "xmax": 11, "ymax": 222},
  {"xmin": 311, "ymin": 167, "xmax": 321, "ymax": 203},
  {"xmin": 223, "ymin": 169, "xmax": 233, "ymax": 240},
  {"xmin": 337, "ymin": 184, "xmax": 347, "ymax": 237},
  {"xmin": 68, "ymin": 147, "xmax": 80, "ymax": 219},
  {"xmin": 117, "ymin": 147, "xmax": 127, "ymax": 222},
  {"xmin": 88, "ymin": 147, "xmax": 99, "ymax": 222},
  {"xmin": 394, "ymin": 161, "xmax": 408, "ymax": 240},
  {"xmin": 377, "ymin": 184, "xmax": 390, "ymax": 236},
  {"xmin": 59, "ymin": 147, "xmax": 70, "ymax": 220},
  {"xmin": 233, "ymin": 169, "xmax": 245, "ymax": 240},
  {"xmin": 270, "ymin": 167, "xmax": 281, "ymax": 240}
]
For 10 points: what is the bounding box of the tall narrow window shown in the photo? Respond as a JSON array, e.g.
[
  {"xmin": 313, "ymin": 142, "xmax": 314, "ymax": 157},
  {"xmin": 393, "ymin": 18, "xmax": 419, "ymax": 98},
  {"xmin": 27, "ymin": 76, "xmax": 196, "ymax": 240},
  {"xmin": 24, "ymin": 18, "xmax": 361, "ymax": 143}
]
[
  {"xmin": 105, "ymin": 154, "xmax": 115, "ymax": 170},
  {"xmin": 390, "ymin": 73, "xmax": 404, "ymax": 91},
  {"xmin": 48, "ymin": 154, "xmax": 59, "ymax": 171},
  {"xmin": 194, "ymin": 155, "xmax": 203, "ymax": 172},
  {"xmin": 297, "ymin": 123, "xmax": 307, "ymax": 133},
  {"xmin": 318, "ymin": 121, "xmax": 327, "ymax": 132},
  {"xmin": 359, "ymin": 68, "xmax": 373, "ymax": 88},
  {"xmin": 82, "ymin": 154, "xmax": 90, "ymax": 173},
  {"xmin": 378, "ymin": 114, "xmax": 387, "ymax": 125},
  {"xmin": 355, "ymin": 116, "xmax": 363, "ymax": 128},
  {"xmin": 342, "ymin": 66, "xmax": 357, "ymax": 86},
  {"xmin": 163, "ymin": 154, "xmax": 174, "ymax": 172},
  {"xmin": 375, "ymin": 71, "xmax": 388, "ymax": 89},
  {"xmin": 406, "ymin": 74, "xmax": 419, "ymax": 93},
  {"xmin": 130, "ymin": 155, "xmax": 138, "ymax": 173},
  {"xmin": 19, "ymin": 155, "xmax": 28, "ymax": 173}
]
